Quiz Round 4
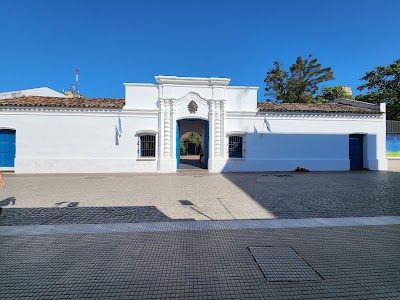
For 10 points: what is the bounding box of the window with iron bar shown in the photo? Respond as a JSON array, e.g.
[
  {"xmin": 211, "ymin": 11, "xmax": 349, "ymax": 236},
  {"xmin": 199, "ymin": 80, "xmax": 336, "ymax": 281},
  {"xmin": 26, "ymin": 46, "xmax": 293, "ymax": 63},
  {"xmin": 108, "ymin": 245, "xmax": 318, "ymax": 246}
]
[
  {"xmin": 139, "ymin": 134, "xmax": 156, "ymax": 157},
  {"xmin": 228, "ymin": 135, "xmax": 244, "ymax": 158}
]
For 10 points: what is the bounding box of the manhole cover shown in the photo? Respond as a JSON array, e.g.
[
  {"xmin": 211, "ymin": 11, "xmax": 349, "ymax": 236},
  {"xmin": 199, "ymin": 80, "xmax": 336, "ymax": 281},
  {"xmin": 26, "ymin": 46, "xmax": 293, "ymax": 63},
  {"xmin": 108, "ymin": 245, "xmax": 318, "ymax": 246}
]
[
  {"xmin": 179, "ymin": 200, "xmax": 194, "ymax": 206},
  {"xmin": 249, "ymin": 246, "xmax": 322, "ymax": 282}
]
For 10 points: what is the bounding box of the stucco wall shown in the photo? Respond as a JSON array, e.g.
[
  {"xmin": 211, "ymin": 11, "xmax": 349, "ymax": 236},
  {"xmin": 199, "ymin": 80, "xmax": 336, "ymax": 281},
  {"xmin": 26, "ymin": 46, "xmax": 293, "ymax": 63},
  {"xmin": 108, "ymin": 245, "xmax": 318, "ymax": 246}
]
[
  {"xmin": 388, "ymin": 158, "xmax": 400, "ymax": 172},
  {"xmin": 1, "ymin": 109, "xmax": 158, "ymax": 173},
  {"xmin": 216, "ymin": 113, "xmax": 388, "ymax": 172}
]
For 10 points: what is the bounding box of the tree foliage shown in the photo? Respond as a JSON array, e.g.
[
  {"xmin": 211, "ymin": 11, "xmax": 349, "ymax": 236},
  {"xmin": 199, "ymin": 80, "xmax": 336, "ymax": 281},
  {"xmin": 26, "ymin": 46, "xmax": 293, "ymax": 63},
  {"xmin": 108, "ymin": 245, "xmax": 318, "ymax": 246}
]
[
  {"xmin": 187, "ymin": 132, "xmax": 201, "ymax": 147},
  {"xmin": 180, "ymin": 141, "xmax": 187, "ymax": 155},
  {"xmin": 314, "ymin": 86, "xmax": 354, "ymax": 103},
  {"xmin": 264, "ymin": 55, "xmax": 335, "ymax": 103},
  {"xmin": 356, "ymin": 59, "xmax": 400, "ymax": 120}
]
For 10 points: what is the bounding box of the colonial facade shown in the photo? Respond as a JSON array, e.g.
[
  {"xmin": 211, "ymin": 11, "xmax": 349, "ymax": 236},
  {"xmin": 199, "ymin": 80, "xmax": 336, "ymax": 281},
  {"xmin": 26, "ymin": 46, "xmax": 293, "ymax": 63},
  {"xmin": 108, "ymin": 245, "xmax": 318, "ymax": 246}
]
[{"xmin": 0, "ymin": 76, "xmax": 388, "ymax": 173}]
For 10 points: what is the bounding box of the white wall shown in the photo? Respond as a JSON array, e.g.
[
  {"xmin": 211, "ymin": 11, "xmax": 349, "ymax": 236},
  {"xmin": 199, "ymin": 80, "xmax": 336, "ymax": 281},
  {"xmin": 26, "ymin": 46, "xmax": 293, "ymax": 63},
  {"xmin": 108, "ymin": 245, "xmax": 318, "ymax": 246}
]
[
  {"xmin": 215, "ymin": 113, "xmax": 388, "ymax": 172},
  {"xmin": 225, "ymin": 87, "xmax": 258, "ymax": 112},
  {"xmin": 124, "ymin": 84, "xmax": 158, "ymax": 110},
  {"xmin": 1, "ymin": 108, "xmax": 158, "ymax": 173}
]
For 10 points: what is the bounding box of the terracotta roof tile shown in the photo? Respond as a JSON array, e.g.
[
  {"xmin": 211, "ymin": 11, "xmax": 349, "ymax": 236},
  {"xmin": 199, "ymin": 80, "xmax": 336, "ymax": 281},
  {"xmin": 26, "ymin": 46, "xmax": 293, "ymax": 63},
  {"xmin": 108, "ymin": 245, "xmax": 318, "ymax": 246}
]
[
  {"xmin": 257, "ymin": 102, "xmax": 382, "ymax": 114},
  {"xmin": 0, "ymin": 96, "xmax": 125, "ymax": 109},
  {"xmin": 0, "ymin": 96, "xmax": 383, "ymax": 115}
]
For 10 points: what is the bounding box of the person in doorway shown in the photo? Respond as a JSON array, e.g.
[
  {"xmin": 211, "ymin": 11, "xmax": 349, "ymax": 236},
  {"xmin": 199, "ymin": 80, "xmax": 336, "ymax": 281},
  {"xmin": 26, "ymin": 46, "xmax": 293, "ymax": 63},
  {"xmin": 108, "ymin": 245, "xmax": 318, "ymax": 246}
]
[
  {"xmin": 199, "ymin": 147, "xmax": 203, "ymax": 161},
  {"xmin": 0, "ymin": 171, "xmax": 5, "ymax": 188}
]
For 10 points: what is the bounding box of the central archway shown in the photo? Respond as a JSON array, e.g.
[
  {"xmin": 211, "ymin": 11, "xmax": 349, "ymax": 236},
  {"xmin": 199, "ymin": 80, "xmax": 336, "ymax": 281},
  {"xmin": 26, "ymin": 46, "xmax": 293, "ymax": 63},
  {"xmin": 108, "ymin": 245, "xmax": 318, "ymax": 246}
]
[{"xmin": 176, "ymin": 119, "xmax": 209, "ymax": 170}]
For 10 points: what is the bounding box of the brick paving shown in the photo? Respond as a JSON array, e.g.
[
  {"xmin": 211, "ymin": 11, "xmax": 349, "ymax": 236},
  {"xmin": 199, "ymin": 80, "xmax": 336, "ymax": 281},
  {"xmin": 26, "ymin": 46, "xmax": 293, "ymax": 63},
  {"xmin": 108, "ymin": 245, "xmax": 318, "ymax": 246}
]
[
  {"xmin": 222, "ymin": 171, "xmax": 400, "ymax": 219},
  {"xmin": 1, "ymin": 224, "xmax": 399, "ymax": 299},
  {"xmin": 1, "ymin": 171, "xmax": 400, "ymax": 299},
  {"xmin": 1, "ymin": 171, "xmax": 400, "ymax": 225}
]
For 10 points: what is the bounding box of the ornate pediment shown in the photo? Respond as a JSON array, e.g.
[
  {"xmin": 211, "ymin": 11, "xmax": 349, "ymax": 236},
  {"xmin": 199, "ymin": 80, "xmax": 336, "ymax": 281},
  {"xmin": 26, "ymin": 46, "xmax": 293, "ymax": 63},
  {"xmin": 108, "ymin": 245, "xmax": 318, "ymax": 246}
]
[{"xmin": 176, "ymin": 92, "xmax": 208, "ymax": 106}]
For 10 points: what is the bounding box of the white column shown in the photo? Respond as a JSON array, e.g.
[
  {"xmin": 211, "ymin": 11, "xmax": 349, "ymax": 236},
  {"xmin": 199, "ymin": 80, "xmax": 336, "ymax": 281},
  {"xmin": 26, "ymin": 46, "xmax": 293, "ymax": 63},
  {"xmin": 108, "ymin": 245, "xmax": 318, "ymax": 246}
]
[
  {"xmin": 171, "ymin": 99, "xmax": 177, "ymax": 162},
  {"xmin": 214, "ymin": 100, "xmax": 221, "ymax": 158},
  {"xmin": 164, "ymin": 100, "xmax": 171, "ymax": 158},
  {"xmin": 158, "ymin": 99, "xmax": 165, "ymax": 159},
  {"xmin": 208, "ymin": 100, "xmax": 215, "ymax": 160},
  {"xmin": 220, "ymin": 100, "xmax": 227, "ymax": 158}
]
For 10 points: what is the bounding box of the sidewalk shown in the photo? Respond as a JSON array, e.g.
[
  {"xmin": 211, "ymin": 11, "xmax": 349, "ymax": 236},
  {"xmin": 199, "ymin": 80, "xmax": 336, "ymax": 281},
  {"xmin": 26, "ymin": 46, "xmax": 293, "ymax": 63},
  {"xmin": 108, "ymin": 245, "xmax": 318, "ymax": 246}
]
[{"xmin": 1, "ymin": 219, "xmax": 399, "ymax": 299}]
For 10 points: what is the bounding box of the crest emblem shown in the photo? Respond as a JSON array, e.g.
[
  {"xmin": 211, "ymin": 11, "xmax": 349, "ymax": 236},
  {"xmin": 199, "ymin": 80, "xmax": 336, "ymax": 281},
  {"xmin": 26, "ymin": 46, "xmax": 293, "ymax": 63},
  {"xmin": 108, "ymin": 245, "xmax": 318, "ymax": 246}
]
[{"xmin": 188, "ymin": 100, "xmax": 198, "ymax": 114}]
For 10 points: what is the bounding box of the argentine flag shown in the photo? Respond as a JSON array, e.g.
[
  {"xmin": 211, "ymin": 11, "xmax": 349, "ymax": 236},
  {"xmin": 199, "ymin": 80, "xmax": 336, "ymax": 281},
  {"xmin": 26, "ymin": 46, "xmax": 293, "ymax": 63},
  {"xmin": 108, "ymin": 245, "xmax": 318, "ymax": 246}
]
[
  {"xmin": 264, "ymin": 115, "xmax": 271, "ymax": 132},
  {"xmin": 117, "ymin": 111, "xmax": 122, "ymax": 137}
]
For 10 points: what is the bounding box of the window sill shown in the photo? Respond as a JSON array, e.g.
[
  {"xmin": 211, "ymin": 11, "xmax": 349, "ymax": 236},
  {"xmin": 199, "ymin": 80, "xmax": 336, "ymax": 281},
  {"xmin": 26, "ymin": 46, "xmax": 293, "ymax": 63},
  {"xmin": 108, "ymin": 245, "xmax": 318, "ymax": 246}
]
[{"xmin": 136, "ymin": 157, "xmax": 157, "ymax": 161}]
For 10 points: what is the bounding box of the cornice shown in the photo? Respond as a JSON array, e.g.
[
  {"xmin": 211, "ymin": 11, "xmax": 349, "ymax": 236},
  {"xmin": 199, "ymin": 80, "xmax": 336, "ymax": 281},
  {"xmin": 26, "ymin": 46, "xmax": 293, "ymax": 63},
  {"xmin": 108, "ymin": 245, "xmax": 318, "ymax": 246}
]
[
  {"xmin": 226, "ymin": 111, "xmax": 384, "ymax": 120},
  {"xmin": 0, "ymin": 107, "xmax": 158, "ymax": 117},
  {"xmin": 0, "ymin": 106, "xmax": 119, "ymax": 113},
  {"xmin": 155, "ymin": 76, "xmax": 230, "ymax": 87}
]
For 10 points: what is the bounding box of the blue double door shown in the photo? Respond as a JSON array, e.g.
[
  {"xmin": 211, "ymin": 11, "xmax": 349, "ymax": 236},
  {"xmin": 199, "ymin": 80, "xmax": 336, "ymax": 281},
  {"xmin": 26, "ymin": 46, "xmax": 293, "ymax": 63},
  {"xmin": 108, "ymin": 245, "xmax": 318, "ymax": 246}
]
[{"xmin": 0, "ymin": 129, "xmax": 16, "ymax": 167}]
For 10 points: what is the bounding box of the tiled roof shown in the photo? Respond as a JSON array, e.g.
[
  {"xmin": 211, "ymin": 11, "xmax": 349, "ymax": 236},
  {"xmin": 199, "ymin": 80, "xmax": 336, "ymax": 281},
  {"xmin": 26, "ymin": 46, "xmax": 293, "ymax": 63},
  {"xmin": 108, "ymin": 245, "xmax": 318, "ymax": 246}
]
[
  {"xmin": 257, "ymin": 102, "xmax": 382, "ymax": 114},
  {"xmin": 0, "ymin": 96, "xmax": 383, "ymax": 115},
  {"xmin": 0, "ymin": 96, "xmax": 125, "ymax": 108}
]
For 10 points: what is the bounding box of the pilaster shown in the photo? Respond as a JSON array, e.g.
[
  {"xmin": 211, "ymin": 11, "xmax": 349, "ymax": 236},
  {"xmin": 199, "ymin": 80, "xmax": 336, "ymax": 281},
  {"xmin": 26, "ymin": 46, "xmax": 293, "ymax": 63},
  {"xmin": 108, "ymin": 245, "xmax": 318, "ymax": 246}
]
[
  {"xmin": 208, "ymin": 100, "xmax": 215, "ymax": 160},
  {"xmin": 221, "ymin": 100, "xmax": 227, "ymax": 158},
  {"xmin": 214, "ymin": 100, "xmax": 221, "ymax": 158},
  {"xmin": 158, "ymin": 99, "xmax": 165, "ymax": 159},
  {"xmin": 164, "ymin": 99, "xmax": 171, "ymax": 158},
  {"xmin": 171, "ymin": 99, "xmax": 177, "ymax": 161}
]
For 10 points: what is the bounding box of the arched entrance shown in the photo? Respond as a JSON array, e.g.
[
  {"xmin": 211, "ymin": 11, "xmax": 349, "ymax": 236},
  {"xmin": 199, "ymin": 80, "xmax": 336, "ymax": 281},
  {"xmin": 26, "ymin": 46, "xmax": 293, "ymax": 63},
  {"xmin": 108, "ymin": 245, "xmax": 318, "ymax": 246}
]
[{"xmin": 176, "ymin": 119, "xmax": 209, "ymax": 170}]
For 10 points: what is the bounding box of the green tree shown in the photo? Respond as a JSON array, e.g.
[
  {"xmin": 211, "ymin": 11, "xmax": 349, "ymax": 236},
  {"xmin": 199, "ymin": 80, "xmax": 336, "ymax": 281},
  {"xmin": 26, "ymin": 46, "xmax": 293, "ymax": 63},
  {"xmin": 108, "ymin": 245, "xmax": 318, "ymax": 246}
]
[
  {"xmin": 314, "ymin": 86, "xmax": 354, "ymax": 103},
  {"xmin": 356, "ymin": 59, "xmax": 400, "ymax": 120},
  {"xmin": 187, "ymin": 132, "xmax": 201, "ymax": 147},
  {"xmin": 180, "ymin": 141, "xmax": 187, "ymax": 155},
  {"xmin": 264, "ymin": 54, "xmax": 335, "ymax": 103}
]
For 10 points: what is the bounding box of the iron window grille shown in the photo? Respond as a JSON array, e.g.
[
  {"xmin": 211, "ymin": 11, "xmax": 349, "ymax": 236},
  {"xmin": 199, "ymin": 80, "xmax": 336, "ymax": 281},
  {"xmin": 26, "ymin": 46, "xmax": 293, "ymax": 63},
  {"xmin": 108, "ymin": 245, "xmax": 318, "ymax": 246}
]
[
  {"xmin": 139, "ymin": 134, "xmax": 156, "ymax": 157},
  {"xmin": 229, "ymin": 135, "xmax": 244, "ymax": 158}
]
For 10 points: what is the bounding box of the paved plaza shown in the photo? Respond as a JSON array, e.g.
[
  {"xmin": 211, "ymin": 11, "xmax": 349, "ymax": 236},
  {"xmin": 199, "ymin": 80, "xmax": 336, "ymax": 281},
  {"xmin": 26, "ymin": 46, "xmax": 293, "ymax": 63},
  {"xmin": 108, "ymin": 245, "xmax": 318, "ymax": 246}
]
[
  {"xmin": 1, "ymin": 171, "xmax": 400, "ymax": 224},
  {"xmin": 1, "ymin": 171, "xmax": 400, "ymax": 299}
]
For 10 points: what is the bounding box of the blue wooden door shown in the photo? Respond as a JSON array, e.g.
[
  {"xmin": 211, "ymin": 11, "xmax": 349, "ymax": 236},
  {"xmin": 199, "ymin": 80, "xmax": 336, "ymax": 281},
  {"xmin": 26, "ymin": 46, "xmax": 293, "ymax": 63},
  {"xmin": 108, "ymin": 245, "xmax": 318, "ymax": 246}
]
[
  {"xmin": 176, "ymin": 121, "xmax": 180, "ymax": 169},
  {"xmin": 0, "ymin": 129, "xmax": 16, "ymax": 167},
  {"xmin": 204, "ymin": 121, "xmax": 209, "ymax": 168},
  {"xmin": 349, "ymin": 134, "xmax": 363, "ymax": 170}
]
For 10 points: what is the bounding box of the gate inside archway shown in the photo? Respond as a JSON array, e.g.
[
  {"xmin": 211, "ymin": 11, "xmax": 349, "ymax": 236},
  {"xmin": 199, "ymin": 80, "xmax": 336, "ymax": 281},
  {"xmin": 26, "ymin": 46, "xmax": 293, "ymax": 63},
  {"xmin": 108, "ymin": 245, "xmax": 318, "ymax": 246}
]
[{"xmin": 176, "ymin": 119, "xmax": 208, "ymax": 170}]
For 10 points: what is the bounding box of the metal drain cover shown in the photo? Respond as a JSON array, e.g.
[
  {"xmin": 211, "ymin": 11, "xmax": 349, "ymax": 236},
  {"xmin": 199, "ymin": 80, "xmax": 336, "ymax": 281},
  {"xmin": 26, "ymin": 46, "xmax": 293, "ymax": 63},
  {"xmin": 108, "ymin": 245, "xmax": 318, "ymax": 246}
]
[{"xmin": 249, "ymin": 246, "xmax": 322, "ymax": 282}]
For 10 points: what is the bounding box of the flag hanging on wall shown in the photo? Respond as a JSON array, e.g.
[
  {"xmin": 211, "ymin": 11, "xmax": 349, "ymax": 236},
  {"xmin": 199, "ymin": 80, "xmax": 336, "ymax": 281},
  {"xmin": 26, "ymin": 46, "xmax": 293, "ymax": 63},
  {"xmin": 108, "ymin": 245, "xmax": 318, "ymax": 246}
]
[
  {"xmin": 260, "ymin": 115, "xmax": 271, "ymax": 136},
  {"xmin": 264, "ymin": 115, "xmax": 271, "ymax": 132},
  {"xmin": 117, "ymin": 111, "xmax": 122, "ymax": 137}
]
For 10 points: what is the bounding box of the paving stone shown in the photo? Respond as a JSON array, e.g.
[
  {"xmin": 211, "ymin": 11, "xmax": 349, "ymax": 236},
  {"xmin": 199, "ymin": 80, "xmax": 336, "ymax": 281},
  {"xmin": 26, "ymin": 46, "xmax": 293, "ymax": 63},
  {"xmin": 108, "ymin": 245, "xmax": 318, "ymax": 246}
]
[{"xmin": 0, "ymin": 225, "xmax": 399, "ymax": 299}]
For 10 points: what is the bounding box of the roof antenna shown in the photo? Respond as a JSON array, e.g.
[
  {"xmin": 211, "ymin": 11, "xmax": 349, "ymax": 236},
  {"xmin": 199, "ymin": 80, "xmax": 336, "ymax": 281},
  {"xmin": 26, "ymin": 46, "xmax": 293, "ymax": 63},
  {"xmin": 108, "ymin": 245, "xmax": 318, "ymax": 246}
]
[{"xmin": 76, "ymin": 67, "xmax": 80, "ymax": 95}]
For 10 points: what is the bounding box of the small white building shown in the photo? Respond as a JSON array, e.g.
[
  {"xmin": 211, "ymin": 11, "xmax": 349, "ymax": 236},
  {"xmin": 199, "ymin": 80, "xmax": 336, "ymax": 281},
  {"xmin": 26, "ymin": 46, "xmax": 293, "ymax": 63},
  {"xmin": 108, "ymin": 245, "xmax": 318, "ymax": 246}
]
[
  {"xmin": 0, "ymin": 87, "xmax": 67, "ymax": 99},
  {"xmin": 0, "ymin": 76, "xmax": 387, "ymax": 173}
]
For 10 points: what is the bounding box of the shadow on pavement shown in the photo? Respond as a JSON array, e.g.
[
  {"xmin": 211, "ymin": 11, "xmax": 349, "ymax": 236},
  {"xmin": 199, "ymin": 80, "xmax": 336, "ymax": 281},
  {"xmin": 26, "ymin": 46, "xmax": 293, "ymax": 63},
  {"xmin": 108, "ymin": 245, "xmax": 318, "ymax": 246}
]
[
  {"xmin": 0, "ymin": 197, "xmax": 16, "ymax": 207},
  {"xmin": 222, "ymin": 171, "xmax": 400, "ymax": 219},
  {"xmin": 0, "ymin": 206, "xmax": 195, "ymax": 226}
]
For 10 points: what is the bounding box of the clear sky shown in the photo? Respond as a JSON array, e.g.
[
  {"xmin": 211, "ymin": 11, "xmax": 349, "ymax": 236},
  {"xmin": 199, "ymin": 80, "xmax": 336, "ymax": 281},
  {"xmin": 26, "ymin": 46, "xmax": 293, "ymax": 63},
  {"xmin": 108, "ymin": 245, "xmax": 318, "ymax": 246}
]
[{"xmin": 0, "ymin": 0, "xmax": 399, "ymax": 100}]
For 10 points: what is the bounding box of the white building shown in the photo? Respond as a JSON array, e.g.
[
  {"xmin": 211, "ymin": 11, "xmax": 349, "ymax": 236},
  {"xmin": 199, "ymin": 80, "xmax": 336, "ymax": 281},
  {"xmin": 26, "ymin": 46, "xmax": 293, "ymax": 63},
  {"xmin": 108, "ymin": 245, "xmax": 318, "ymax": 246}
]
[
  {"xmin": 0, "ymin": 87, "xmax": 67, "ymax": 99},
  {"xmin": 0, "ymin": 76, "xmax": 387, "ymax": 173}
]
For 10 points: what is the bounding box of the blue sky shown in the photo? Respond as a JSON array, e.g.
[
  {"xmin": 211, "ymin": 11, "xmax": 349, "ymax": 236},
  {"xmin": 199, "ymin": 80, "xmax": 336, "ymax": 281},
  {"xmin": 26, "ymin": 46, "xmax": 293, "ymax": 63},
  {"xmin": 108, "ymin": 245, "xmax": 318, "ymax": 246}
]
[{"xmin": 0, "ymin": 0, "xmax": 399, "ymax": 100}]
